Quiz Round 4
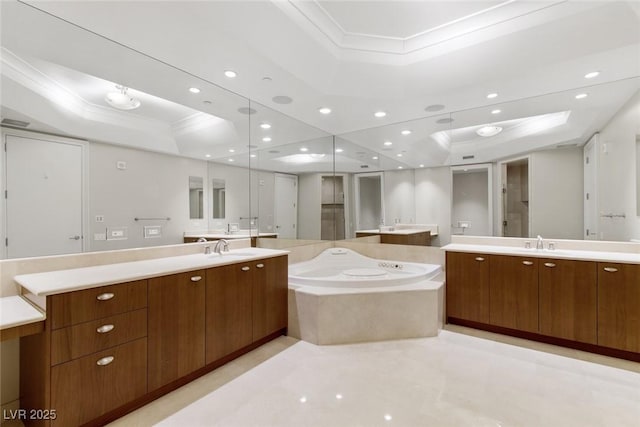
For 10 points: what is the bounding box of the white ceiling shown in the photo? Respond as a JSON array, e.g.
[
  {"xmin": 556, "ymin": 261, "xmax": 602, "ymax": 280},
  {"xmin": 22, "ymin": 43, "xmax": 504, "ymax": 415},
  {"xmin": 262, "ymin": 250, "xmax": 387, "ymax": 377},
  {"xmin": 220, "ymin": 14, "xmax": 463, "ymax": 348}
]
[{"xmin": 1, "ymin": 0, "xmax": 639, "ymax": 173}]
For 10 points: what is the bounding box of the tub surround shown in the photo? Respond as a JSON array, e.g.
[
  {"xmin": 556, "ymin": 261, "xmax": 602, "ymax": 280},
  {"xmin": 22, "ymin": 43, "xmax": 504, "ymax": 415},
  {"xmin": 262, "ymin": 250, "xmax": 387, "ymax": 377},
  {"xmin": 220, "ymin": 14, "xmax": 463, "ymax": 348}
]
[
  {"xmin": 0, "ymin": 296, "xmax": 45, "ymax": 342},
  {"xmin": 444, "ymin": 235, "xmax": 640, "ymax": 362}
]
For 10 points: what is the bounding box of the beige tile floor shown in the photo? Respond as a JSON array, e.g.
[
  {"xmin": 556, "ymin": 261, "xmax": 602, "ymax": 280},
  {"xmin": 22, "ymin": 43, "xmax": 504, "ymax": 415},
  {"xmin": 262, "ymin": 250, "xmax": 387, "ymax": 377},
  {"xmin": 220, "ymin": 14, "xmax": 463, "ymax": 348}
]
[{"xmin": 106, "ymin": 326, "xmax": 640, "ymax": 427}]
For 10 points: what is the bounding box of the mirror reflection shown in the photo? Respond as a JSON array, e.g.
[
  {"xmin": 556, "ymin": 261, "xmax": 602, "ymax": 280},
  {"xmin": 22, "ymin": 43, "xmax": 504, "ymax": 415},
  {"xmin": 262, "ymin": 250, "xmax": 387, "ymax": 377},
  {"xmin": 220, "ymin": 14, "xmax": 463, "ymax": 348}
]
[
  {"xmin": 188, "ymin": 176, "xmax": 204, "ymax": 220},
  {"xmin": 211, "ymin": 179, "xmax": 225, "ymax": 220}
]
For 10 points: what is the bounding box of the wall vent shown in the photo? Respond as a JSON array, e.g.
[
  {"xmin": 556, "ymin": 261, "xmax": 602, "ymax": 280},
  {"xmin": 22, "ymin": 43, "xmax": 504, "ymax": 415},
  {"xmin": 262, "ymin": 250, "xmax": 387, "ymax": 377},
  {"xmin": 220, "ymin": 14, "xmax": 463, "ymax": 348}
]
[
  {"xmin": 1, "ymin": 118, "xmax": 30, "ymax": 128},
  {"xmin": 462, "ymin": 155, "xmax": 475, "ymax": 160}
]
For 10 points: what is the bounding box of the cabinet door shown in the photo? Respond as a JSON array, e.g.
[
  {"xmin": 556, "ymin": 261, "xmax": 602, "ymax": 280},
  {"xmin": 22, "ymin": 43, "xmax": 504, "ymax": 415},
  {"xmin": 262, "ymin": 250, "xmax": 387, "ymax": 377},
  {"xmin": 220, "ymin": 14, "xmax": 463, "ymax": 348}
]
[
  {"xmin": 253, "ymin": 256, "xmax": 288, "ymax": 341},
  {"xmin": 539, "ymin": 259, "xmax": 597, "ymax": 344},
  {"xmin": 598, "ymin": 263, "xmax": 640, "ymax": 352},
  {"xmin": 489, "ymin": 255, "xmax": 539, "ymax": 332},
  {"xmin": 148, "ymin": 271, "xmax": 205, "ymax": 390},
  {"xmin": 446, "ymin": 252, "xmax": 490, "ymax": 323},
  {"xmin": 205, "ymin": 263, "xmax": 253, "ymax": 364}
]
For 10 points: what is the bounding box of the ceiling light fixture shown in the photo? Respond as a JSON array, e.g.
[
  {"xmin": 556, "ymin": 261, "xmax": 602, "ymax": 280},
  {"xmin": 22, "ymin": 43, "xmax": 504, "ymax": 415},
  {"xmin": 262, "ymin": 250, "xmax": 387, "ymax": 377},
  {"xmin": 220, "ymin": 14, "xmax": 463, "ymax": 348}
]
[
  {"xmin": 300, "ymin": 147, "xmax": 309, "ymax": 152},
  {"xmin": 228, "ymin": 149, "xmax": 235, "ymax": 153},
  {"xmin": 104, "ymin": 85, "xmax": 141, "ymax": 110},
  {"xmin": 401, "ymin": 130, "xmax": 412, "ymax": 135},
  {"xmin": 487, "ymin": 93, "xmax": 498, "ymax": 99},
  {"xmin": 584, "ymin": 71, "xmax": 600, "ymax": 79},
  {"xmin": 205, "ymin": 154, "xmax": 211, "ymax": 158},
  {"xmin": 575, "ymin": 93, "xmax": 588, "ymax": 99},
  {"xmin": 189, "ymin": 87, "xmax": 200, "ymax": 94},
  {"xmin": 228, "ymin": 158, "xmax": 234, "ymax": 162},
  {"xmin": 319, "ymin": 107, "xmax": 332, "ymax": 115},
  {"xmin": 419, "ymin": 164, "xmax": 425, "ymax": 168},
  {"xmin": 372, "ymin": 156, "xmax": 379, "ymax": 160},
  {"xmin": 374, "ymin": 111, "xmax": 387, "ymax": 118},
  {"xmin": 476, "ymin": 125, "xmax": 503, "ymax": 137},
  {"xmin": 335, "ymin": 148, "xmax": 344, "ymax": 153},
  {"xmin": 397, "ymin": 166, "xmax": 403, "ymax": 169},
  {"xmin": 250, "ymin": 154, "xmax": 257, "ymax": 158},
  {"xmin": 260, "ymin": 123, "xmax": 271, "ymax": 129},
  {"xmin": 491, "ymin": 109, "xmax": 501, "ymax": 114},
  {"xmin": 262, "ymin": 137, "xmax": 272, "ymax": 142},
  {"xmin": 224, "ymin": 70, "xmax": 237, "ymax": 78},
  {"xmin": 396, "ymin": 153, "xmax": 403, "ymax": 157},
  {"xmin": 383, "ymin": 141, "xmax": 393, "ymax": 146}
]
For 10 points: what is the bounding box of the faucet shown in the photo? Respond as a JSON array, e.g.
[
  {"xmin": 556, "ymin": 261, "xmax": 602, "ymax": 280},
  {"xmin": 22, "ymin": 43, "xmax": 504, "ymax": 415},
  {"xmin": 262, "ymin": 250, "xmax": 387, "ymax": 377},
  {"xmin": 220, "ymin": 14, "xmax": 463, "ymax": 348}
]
[
  {"xmin": 214, "ymin": 239, "xmax": 230, "ymax": 255},
  {"xmin": 536, "ymin": 235, "xmax": 544, "ymax": 250},
  {"xmin": 196, "ymin": 237, "xmax": 211, "ymax": 254}
]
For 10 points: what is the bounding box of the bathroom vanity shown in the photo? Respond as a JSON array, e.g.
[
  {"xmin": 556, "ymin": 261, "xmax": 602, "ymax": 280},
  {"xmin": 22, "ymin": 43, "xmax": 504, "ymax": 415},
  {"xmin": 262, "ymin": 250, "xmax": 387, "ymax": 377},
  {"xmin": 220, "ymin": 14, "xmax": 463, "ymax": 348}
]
[
  {"xmin": 14, "ymin": 248, "xmax": 288, "ymax": 427},
  {"xmin": 444, "ymin": 240, "xmax": 640, "ymax": 361}
]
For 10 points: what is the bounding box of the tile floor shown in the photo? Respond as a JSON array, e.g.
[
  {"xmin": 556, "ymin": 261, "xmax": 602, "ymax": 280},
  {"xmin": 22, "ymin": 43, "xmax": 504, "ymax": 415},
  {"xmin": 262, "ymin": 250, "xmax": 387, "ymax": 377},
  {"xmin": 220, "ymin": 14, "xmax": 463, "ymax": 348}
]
[{"xmin": 107, "ymin": 326, "xmax": 640, "ymax": 427}]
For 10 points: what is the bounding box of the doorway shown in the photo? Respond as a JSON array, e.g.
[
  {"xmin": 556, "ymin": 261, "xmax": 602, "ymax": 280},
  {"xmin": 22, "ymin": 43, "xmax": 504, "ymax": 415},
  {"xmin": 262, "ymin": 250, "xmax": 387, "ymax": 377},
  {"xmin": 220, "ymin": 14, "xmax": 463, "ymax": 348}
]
[
  {"xmin": 500, "ymin": 158, "xmax": 530, "ymax": 238},
  {"xmin": 354, "ymin": 172, "xmax": 384, "ymax": 231},
  {"xmin": 274, "ymin": 173, "xmax": 298, "ymax": 239},
  {"xmin": 4, "ymin": 132, "xmax": 86, "ymax": 258},
  {"xmin": 584, "ymin": 134, "xmax": 599, "ymax": 240},
  {"xmin": 320, "ymin": 175, "xmax": 345, "ymax": 240}
]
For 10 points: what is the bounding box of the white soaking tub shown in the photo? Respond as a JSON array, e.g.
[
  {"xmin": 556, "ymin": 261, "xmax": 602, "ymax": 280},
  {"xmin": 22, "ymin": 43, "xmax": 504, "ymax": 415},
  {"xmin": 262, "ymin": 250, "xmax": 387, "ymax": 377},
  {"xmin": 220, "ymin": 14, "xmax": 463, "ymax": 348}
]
[{"xmin": 288, "ymin": 248, "xmax": 444, "ymax": 345}]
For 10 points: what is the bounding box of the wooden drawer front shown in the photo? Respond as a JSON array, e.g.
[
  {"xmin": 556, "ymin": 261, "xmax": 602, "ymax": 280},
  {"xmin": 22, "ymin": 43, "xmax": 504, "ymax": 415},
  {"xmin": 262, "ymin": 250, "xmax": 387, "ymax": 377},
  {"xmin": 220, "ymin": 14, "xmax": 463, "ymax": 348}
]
[
  {"xmin": 51, "ymin": 308, "xmax": 147, "ymax": 365},
  {"xmin": 50, "ymin": 280, "xmax": 147, "ymax": 329},
  {"xmin": 51, "ymin": 338, "xmax": 147, "ymax": 427}
]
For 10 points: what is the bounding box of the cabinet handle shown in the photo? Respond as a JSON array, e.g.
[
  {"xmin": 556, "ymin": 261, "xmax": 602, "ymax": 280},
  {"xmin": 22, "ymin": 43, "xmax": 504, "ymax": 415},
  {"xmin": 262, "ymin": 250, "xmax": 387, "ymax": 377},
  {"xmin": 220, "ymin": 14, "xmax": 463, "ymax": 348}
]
[
  {"xmin": 96, "ymin": 324, "xmax": 115, "ymax": 334},
  {"xmin": 603, "ymin": 267, "xmax": 618, "ymax": 273},
  {"xmin": 522, "ymin": 261, "xmax": 534, "ymax": 266},
  {"xmin": 190, "ymin": 276, "xmax": 202, "ymax": 282},
  {"xmin": 96, "ymin": 356, "xmax": 114, "ymax": 366},
  {"xmin": 256, "ymin": 263, "xmax": 264, "ymax": 269},
  {"xmin": 241, "ymin": 266, "xmax": 250, "ymax": 271},
  {"xmin": 475, "ymin": 257, "xmax": 485, "ymax": 262},
  {"xmin": 544, "ymin": 262, "xmax": 556, "ymax": 268},
  {"xmin": 96, "ymin": 292, "xmax": 114, "ymax": 301}
]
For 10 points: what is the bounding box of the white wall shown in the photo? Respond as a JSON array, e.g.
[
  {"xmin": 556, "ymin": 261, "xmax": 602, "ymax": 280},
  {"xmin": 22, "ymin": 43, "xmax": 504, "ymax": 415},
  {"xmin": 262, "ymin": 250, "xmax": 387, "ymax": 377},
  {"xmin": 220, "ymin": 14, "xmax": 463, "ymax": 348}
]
[
  {"xmin": 298, "ymin": 173, "xmax": 322, "ymax": 239},
  {"xmin": 384, "ymin": 169, "xmax": 416, "ymax": 224},
  {"xmin": 452, "ymin": 170, "xmax": 490, "ymax": 236},
  {"xmin": 597, "ymin": 90, "xmax": 640, "ymax": 241},
  {"xmin": 414, "ymin": 167, "xmax": 451, "ymax": 246},
  {"xmin": 89, "ymin": 143, "xmax": 208, "ymax": 251},
  {"xmin": 256, "ymin": 170, "xmax": 276, "ymax": 233},
  {"xmin": 529, "ymin": 147, "xmax": 584, "ymax": 239}
]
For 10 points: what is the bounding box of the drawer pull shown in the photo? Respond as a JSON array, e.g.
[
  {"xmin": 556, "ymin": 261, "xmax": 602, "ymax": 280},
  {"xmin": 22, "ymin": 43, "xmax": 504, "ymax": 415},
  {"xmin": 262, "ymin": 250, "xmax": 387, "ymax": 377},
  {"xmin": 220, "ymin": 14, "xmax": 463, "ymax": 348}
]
[
  {"xmin": 96, "ymin": 324, "xmax": 115, "ymax": 334},
  {"xmin": 256, "ymin": 263, "xmax": 265, "ymax": 269},
  {"xmin": 190, "ymin": 276, "xmax": 202, "ymax": 282},
  {"xmin": 603, "ymin": 267, "xmax": 618, "ymax": 273},
  {"xmin": 544, "ymin": 263, "xmax": 556, "ymax": 268},
  {"xmin": 96, "ymin": 356, "xmax": 114, "ymax": 366},
  {"xmin": 96, "ymin": 292, "xmax": 114, "ymax": 301},
  {"xmin": 241, "ymin": 266, "xmax": 250, "ymax": 272},
  {"xmin": 522, "ymin": 261, "xmax": 534, "ymax": 266},
  {"xmin": 475, "ymin": 257, "xmax": 485, "ymax": 262}
]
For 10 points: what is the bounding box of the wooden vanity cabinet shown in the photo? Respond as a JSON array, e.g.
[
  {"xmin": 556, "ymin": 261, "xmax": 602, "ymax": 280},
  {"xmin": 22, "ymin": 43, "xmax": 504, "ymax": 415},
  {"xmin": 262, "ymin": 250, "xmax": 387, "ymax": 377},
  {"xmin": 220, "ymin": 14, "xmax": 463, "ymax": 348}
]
[
  {"xmin": 539, "ymin": 259, "xmax": 597, "ymax": 344},
  {"xmin": 252, "ymin": 255, "xmax": 288, "ymax": 340},
  {"xmin": 148, "ymin": 270, "xmax": 206, "ymax": 390},
  {"xmin": 445, "ymin": 251, "xmax": 490, "ymax": 323},
  {"xmin": 489, "ymin": 255, "xmax": 539, "ymax": 333},
  {"xmin": 597, "ymin": 262, "xmax": 640, "ymax": 352}
]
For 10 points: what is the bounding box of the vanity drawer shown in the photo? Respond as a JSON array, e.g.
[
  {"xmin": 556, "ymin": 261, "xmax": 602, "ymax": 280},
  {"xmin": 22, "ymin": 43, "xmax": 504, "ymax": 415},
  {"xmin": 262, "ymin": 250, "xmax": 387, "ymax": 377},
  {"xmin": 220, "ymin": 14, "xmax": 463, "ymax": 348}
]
[
  {"xmin": 51, "ymin": 337, "xmax": 147, "ymax": 427},
  {"xmin": 51, "ymin": 308, "xmax": 147, "ymax": 365},
  {"xmin": 49, "ymin": 280, "xmax": 147, "ymax": 329}
]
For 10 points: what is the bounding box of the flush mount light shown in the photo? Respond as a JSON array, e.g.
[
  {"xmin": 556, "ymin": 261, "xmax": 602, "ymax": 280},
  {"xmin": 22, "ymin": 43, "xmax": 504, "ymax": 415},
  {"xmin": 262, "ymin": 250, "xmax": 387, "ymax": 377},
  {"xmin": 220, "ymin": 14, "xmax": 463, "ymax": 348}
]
[
  {"xmin": 300, "ymin": 147, "xmax": 309, "ymax": 152},
  {"xmin": 335, "ymin": 148, "xmax": 344, "ymax": 153},
  {"xmin": 104, "ymin": 85, "xmax": 141, "ymax": 110},
  {"xmin": 262, "ymin": 137, "xmax": 272, "ymax": 142},
  {"xmin": 383, "ymin": 141, "xmax": 393, "ymax": 146},
  {"xmin": 374, "ymin": 111, "xmax": 387, "ymax": 118},
  {"xmin": 491, "ymin": 109, "xmax": 501, "ymax": 114},
  {"xmin": 319, "ymin": 107, "xmax": 332, "ymax": 115},
  {"xmin": 584, "ymin": 71, "xmax": 600, "ymax": 79},
  {"xmin": 189, "ymin": 87, "xmax": 200, "ymax": 94},
  {"xmin": 260, "ymin": 123, "xmax": 271, "ymax": 129},
  {"xmin": 486, "ymin": 93, "xmax": 498, "ymax": 99},
  {"xmin": 476, "ymin": 125, "xmax": 503, "ymax": 137},
  {"xmin": 401, "ymin": 130, "xmax": 412, "ymax": 135},
  {"xmin": 575, "ymin": 93, "xmax": 588, "ymax": 99},
  {"xmin": 224, "ymin": 70, "xmax": 237, "ymax": 78}
]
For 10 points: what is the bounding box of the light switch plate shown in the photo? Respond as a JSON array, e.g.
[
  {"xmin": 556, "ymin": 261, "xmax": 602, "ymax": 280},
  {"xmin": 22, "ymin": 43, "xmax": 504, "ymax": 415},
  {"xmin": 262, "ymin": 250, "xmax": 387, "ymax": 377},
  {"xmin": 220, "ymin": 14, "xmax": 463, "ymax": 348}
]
[
  {"xmin": 94, "ymin": 233, "xmax": 106, "ymax": 241},
  {"xmin": 144, "ymin": 225, "xmax": 162, "ymax": 238},
  {"xmin": 107, "ymin": 226, "xmax": 127, "ymax": 240}
]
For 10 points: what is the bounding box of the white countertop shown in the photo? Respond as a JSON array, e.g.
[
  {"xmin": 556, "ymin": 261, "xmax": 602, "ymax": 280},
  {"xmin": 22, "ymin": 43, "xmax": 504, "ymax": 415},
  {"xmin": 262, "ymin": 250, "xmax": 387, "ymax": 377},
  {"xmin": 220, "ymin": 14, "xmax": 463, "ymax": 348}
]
[
  {"xmin": 184, "ymin": 233, "xmax": 278, "ymax": 239},
  {"xmin": 15, "ymin": 248, "xmax": 289, "ymax": 297},
  {"xmin": 0, "ymin": 296, "xmax": 45, "ymax": 330},
  {"xmin": 356, "ymin": 229, "xmax": 437, "ymax": 236},
  {"xmin": 443, "ymin": 244, "xmax": 640, "ymax": 264}
]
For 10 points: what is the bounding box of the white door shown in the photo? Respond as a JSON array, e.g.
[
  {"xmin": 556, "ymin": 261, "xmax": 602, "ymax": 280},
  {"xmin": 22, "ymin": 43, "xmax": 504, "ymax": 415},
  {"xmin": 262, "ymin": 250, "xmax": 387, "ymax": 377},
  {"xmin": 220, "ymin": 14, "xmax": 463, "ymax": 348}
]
[
  {"xmin": 584, "ymin": 135, "xmax": 598, "ymax": 240},
  {"xmin": 274, "ymin": 173, "xmax": 297, "ymax": 239},
  {"xmin": 5, "ymin": 134, "xmax": 84, "ymax": 258}
]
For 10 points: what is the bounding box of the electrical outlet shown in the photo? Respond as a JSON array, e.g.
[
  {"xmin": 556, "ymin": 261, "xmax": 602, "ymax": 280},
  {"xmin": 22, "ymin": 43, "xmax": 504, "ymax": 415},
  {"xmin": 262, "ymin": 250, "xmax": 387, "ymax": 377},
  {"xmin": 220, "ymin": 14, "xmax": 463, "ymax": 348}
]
[
  {"xmin": 458, "ymin": 221, "xmax": 471, "ymax": 229},
  {"xmin": 144, "ymin": 226, "xmax": 162, "ymax": 238},
  {"xmin": 107, "ymin": 227, "xmax": 127, "ymax": 240},
  {"xmin": 95, "ymin": 215, "xmax": 104, "ymax": 222}
]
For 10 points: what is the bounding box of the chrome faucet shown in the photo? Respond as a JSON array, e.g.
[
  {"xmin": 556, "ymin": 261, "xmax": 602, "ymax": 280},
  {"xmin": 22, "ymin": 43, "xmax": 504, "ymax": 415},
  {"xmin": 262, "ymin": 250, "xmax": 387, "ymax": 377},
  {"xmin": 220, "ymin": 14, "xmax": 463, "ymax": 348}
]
[
  {"xmin": 214, "ymin": 239, "xmax": 230, "ymax": 255},
  {"xmin": 536, "ymin": 235, "xmax": 544, "ymax": 250},
  {"xmin": 196, "ymin": 237, "xmax": 211, "ymax": 254}
]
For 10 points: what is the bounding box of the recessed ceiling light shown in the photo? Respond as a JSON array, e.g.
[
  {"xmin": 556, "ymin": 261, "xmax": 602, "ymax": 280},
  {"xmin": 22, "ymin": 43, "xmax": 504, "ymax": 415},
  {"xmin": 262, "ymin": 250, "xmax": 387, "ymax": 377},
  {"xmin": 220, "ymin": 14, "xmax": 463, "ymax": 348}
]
[
  {"xmin": 224, "ymin": 70, "xmax": 237, "ymax": 78},
  {"xmin": 424, "ymin": 104, "xmax": 445, "ymax": 112},
  {"xmin": 203, "ymin": 100, "xmax": 212, "ymax": 105},
  {"xmin": 205, "ymin": 154, "xmax": 211, "ymax": 158},
  {"xmin": 260, "ymin": 123, "xmax": 271, "ymax": 129},
  {"xmin": 299, "ymin": 397, "xmax": 307, "ymax": 403},
  {"xmin": 272, "ymin": 95, "xmax": 293, "ymax": 104},
  {"xmin": 372, "ymin": 156, "xmax": 379, "ymax": 160},
  {"xmin": 105, "ymin": 85, "xmax": 141, "ymax": 110},
  {"xmin": 396, "ymin": 153, "xmax": 403, "ymax": 157},
  {"xmin": 575, "ymin": 93, "xmax": 588, "ymax": 99},
  {"xmin": 383, "ymin": 141, "xmax": 393, "ymax": 146},
  {"xmin": 237, "ymin": 107, "xmax": 257, "ymax": 115},
  {"xmin": 300, "ymin": 147, "xmax": 309, "ymax": 152},
  {"xmin": 189, "ymin": 87, "xmax": 200, "ymax": 94},
  {"xmin": 262, "ymin": 137, "xmax": 272, "ymax": 142},
  {"xmin": 335, "ymin": 148, "xmax": 344, "ymax": 153},
  {"xmin": 319, "ymin": 107, "xmax": 332, "ymax": 115},
  {"xmin": 228, "ymin": 158, "xmax": 234, "ymax": 162},
  {"xmin": 436, "ymin": 118, "xmax": 454, "ymax": 124},
  {"xmin": 487, "ymin": 93, "xmax": 498, "ymax": 99},
  {"xmin": 384, "ymin": 414, "xmax": 393, "ymax": 421},
  {"xmin": 584, "ymin": 71, "xmax": 600, "ymax": 79},
  {"xmin": 401, "ymin": 130, "xmax": 412, "ymax": 135},
  {"xmin": 419, "ymin": 164, "xmax": 425, "ymax": 167},
  {"xmin": 397, "ymin": 166, "xmax": 403, "ymax": 169},
  {"xmin": 250, "ymin": 154, "xmax": 257, "ymax": 158},
  {"xmin": 476, "ymin": 125, "xmax": 503, "ymax": 137},
  {"xmin": 228, "ymin": 149, "xmax": 235, "ymax": 153},
  {"xmin": 336, "ymin": 394, "xmax": 343, "ymax": 400},
  {"xmin": 262, "ymin": 76, "xmax": 272, "ymax": 82},
  {"xmin": 491, "ymin": 109, "xmax": 501, "ymax": 114},
  {"xmin": 374, "ymin": 111, "xmax": 387, "ymax": 118}
]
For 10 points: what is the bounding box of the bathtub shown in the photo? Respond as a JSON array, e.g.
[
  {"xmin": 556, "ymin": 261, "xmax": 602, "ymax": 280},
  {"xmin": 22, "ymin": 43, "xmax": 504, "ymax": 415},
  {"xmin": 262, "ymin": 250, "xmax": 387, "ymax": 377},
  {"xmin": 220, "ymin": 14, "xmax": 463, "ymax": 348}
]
[{"xmin": 288, "ymin": 248, "xmax": 444, "ymax": 345}]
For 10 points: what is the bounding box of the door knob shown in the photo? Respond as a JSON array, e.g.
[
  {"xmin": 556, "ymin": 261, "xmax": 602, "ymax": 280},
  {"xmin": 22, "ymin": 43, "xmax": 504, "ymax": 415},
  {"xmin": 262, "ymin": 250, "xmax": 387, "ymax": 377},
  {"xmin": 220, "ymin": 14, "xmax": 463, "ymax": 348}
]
[{"xmin": 69, "ymin": 235, "xmax": 81, "ymax": 240}]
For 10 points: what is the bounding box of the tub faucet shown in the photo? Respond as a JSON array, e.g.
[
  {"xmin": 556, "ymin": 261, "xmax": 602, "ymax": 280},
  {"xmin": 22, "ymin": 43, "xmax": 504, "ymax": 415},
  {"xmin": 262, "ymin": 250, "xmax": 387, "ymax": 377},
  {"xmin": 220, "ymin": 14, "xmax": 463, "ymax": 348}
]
[
  {"xmin": 536, "ymin": 235, "xmax": 544, "ymax": 250},
  {"xmin": 214, "ymin": 239, "xmax": 230, "ymax": 255}
]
